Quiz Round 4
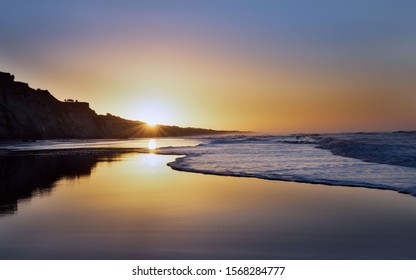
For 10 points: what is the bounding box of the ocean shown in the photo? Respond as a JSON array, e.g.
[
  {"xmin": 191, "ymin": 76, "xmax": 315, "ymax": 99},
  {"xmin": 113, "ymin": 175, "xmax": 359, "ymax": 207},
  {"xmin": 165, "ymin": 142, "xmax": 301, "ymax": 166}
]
[
  {"xmin": 1, "ymin": 131, "xmax": 416, "ymax": 259},
  {"xmin": 162, "ymin": 131, "xmax": 416, "ymax": 196},
  {"xmin": 1, "ymin": 131, "xmax": 416, "ymax": 197}
]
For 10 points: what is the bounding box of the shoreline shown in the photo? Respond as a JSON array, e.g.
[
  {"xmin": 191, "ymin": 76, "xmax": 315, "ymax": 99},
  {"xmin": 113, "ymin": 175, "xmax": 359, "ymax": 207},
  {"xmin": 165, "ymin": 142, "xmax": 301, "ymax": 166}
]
[{"xmin": 0, "ymin": 146, "xmax": 415, "ymax": 198}]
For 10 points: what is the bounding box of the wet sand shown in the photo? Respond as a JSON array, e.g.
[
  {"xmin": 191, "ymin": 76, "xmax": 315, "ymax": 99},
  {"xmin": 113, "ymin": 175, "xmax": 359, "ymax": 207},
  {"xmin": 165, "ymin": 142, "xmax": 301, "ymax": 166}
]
[{"xmin": 1, "ymin": 152, "xmax": 416, "ymax": 259}]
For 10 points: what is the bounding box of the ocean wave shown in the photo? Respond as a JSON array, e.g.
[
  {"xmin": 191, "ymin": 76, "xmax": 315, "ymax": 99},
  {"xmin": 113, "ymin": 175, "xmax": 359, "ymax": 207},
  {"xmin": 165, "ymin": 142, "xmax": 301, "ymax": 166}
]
[
  {"xmin": 167, "ymin": 159, "xmax": 416, "ymax": 196},
  {"xmin": 161, "ymin": 132, "xmax": 416, "ymax": 197},
  {"xmin": 204, "ymin": 135, "xmax": 278, "ymax": 145},
  {"xmin": 317, "ymin": 133, "xmax": 416, "ymax": 169}
]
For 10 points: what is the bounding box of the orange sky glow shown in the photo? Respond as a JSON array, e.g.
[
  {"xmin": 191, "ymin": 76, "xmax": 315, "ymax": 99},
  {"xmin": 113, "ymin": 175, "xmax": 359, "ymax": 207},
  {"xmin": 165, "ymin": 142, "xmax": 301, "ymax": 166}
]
[{"xmin": 1, "ymin": 1, "xmax": 415, "ymax": 133}]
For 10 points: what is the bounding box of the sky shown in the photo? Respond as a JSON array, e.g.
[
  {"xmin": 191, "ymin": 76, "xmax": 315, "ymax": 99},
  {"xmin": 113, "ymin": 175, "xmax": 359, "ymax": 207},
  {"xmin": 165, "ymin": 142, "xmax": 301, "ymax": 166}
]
[{"xmin": 1, "ymin": 0, "xmax": 415, "ymax": 133}]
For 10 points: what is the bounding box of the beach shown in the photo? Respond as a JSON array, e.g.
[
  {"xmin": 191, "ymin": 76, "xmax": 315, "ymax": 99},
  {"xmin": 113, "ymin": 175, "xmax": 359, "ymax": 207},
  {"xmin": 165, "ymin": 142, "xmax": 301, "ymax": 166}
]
[
  {"xmin": 2, "ymin": 2, "xmax": 415, "ymax": 278},
  {"xmin": 1, "ymin": 151, "xmax": 416, "ymax": 259}
]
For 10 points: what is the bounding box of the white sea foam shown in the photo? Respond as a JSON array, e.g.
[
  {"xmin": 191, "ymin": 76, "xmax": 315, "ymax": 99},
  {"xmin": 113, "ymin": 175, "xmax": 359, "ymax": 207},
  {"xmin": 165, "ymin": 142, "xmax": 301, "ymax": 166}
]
[{"xmin": 161, "ymin": 132, "xmax": 416, "ymax": 196}]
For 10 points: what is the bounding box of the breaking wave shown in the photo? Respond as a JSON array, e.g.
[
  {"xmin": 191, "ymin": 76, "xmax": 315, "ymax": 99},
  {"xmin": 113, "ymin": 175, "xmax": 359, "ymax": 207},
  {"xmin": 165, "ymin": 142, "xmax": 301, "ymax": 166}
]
[{"xmin": 161, "ymin": 132, "xmax": 416, "ymax": 196}]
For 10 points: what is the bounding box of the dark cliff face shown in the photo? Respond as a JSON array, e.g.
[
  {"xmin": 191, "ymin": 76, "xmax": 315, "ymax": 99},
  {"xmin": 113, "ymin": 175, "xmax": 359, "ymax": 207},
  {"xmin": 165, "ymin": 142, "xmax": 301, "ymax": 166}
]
[
  {"xmin": 0, "ymin": 71, "xmax": 231, "ymax": 140},
  {"xmin": 0, "ymin": 72, "xmax": 106, "ymax": 139}
]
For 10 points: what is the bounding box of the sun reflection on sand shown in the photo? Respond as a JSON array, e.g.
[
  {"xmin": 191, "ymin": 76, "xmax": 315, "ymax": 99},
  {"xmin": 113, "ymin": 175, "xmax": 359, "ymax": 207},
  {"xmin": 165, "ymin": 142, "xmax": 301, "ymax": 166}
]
[
  {"xmin": 147, "ymin": 139, "xmax": 157, "ymax": 151},
  {"xmin": 3, "ymin": 151, "xmax": 416, "ymax": 259},
  {"xmin": 143, "ymin": 153, "xmax": 159, "ymax": 166}
]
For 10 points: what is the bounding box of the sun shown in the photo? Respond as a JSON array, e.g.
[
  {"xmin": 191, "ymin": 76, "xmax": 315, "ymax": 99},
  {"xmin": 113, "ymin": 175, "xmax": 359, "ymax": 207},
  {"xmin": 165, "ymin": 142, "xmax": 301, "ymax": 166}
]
[
  {"xmin": 145, "ymin": 120, "xmax": 157, "ymax": 127},
  {"xmin": 142, "ymin": 110, "xmax": 163, "ymax": 126},
  {"xmin": 134, "ymin": 99, "xmax": 173, "ymax": 126}
]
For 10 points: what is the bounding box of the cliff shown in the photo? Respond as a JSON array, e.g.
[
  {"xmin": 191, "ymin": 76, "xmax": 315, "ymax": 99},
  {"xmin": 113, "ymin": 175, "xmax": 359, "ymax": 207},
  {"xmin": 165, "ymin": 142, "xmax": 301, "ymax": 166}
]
[{"xmin": 0, "ymin": 71, "xmax": 231, "ymax": 140}]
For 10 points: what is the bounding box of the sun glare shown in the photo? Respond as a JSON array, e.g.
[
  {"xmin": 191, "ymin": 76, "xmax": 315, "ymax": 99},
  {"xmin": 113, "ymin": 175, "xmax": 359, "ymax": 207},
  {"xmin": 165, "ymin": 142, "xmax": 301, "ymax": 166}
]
[
  {"xmin": 145, "ymin": 121, "xmax": 157, "ymax": 127},
  {"xmin": 133, "ymin": 97, "xmax": 176, "ymax": 126},
  {"xmin": 148, "ymin": 139, "xmax": 157, "ymax": 150}
]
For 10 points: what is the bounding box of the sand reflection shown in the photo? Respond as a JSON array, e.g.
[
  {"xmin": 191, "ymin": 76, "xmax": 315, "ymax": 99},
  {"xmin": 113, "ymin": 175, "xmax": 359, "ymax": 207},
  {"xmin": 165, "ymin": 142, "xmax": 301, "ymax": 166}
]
[
  {"xmin": 1, "ymin": 152, "xmax": 416, "ymax": 259},
  {"xmin": 147, "ymin": 139, "xmax": 157, "ymax": 151},
  {"xmin": 0, "ymin": 151, "xmax": 129, "ymax": 216}
]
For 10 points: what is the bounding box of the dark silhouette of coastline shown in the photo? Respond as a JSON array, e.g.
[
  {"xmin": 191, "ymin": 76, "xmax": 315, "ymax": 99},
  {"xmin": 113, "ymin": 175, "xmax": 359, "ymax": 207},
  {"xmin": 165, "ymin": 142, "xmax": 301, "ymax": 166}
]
[
  {"xmin": 0, "ymin": 71, "xmax": 236, "ymax": 140},
  {"xmin": 0, "ymin": 150, "xmax": 133, "ymax": 216}
]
